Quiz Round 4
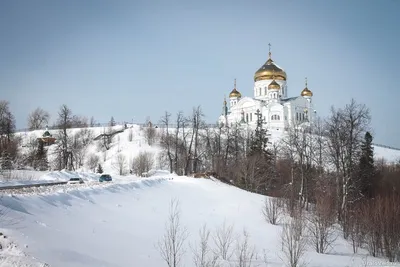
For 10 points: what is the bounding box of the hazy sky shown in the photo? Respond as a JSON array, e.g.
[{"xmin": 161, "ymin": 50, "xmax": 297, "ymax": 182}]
[{"xmin": 1, "ymin": 0, "xmax": 399, "ymax": 147}]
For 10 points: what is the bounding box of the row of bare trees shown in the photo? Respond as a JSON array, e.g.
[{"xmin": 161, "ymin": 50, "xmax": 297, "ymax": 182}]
[
  {"xmin": 157, "ymin": 199, "xmax": 265, "ymax": 267},
  {"xmin": 157, "ymin": 99, "xmax": 400, "ymax": 263},
  {"xmin": 1, "ymin": 101, "xmax": 157, "ymax": 175},
  {"xmin": 159, "ymin": 107, "xmax": 206, "ymax": 176}
]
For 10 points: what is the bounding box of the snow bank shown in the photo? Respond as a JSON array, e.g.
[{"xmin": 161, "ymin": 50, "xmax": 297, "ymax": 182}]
[
  {"xmin": 0, "ymin": 229, "xmax": 47, "ymax": 267},
  {"xmin": 1, "ymin": 176, "xmax": 398, "ymax": 267}
]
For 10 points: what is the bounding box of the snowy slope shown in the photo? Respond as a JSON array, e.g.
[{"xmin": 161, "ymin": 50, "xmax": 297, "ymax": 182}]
[
  {"xmin": 2, "ymin": 176, "xmax": 399, "ymax": 267},
  {"xmin": 4, "ymin": 124, "xmax": 163, "ymax": 186},
  {"xmin": 14, "ymin": 124, "xmax": 400, "ymax": 174},
  {"xmin": 373, "ymin": 145, "xmax": 400, "ymax": 163},
  {"xmin": 2, "ymin": 124, "xmax": 399, "ymax": 266},
  {"xmin": 15, "ymin": 124, "xmax": 161, "ymax": 175}
]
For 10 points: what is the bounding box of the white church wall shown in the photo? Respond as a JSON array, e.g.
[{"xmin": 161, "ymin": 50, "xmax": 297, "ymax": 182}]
[{"xmin": 254, "ymin": 79, "xmax": 287, "ymax": 100}]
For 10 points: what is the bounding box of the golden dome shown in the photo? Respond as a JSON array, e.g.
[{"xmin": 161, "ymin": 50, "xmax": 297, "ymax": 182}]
[
  {"xmin": 268, "ymin": 80, "xmax": 281, "ymax": 90},
  {"xmin": 254, "ymin": 52, "xmax": 287, "ymax": 82},
  {"xmin": 301, "ymin": 88, "xmax": 313, "ymax": 97},
  {"xmin": 229, "ymin": 79, "xmax": 241, "ymax": 98},
  {"xmin": 301, "ymin": 77, "xmax": 313, "ymax": 97},
  {"xmin": 229, "ymin": 88, "xmax": 241, "ymax": 98}
]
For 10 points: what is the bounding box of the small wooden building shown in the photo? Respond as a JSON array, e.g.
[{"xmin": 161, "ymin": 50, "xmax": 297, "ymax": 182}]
[{"xmin": 37, "ymin": 129, "xmax": 56, "ymax": 146}]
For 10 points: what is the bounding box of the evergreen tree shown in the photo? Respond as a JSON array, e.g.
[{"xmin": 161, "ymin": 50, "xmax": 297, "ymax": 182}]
[
  {"xmin": 358, "ymin": 131, "xmax": 375, "ymax": 198},
  {"xmin": 96, "ymin": 163, "xmax": 103, "ymax": 174},
  {"xmin": 0, "ymin": 151, "xmax": 13, "ymax": 170},
  {"xmin": 242, "ymin": 109, "xmax": 276, "ymax": 194},
  {"xmin": 109, "ymin": 116, "xmax": 116, "ymax": 127},
  {"xmin": 249, "ymin": 109, "xmax": 270, "ymax": 157},
  {"xmin": 36, "ymin": 140, "xmax": 49, "ymax": 171}
]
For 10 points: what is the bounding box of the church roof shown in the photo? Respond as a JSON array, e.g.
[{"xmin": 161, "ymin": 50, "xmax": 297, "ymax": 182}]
[
  {"xmin": 281, "ymin": 97, "xmax": 298, "ymax": 103},
  {"xmin": 254, "ymin": 51, "xmax": 287, "ymax": 82},
  {"xmin": 229, "ymin": 79, "xmax": 241, "ymax": 98}
]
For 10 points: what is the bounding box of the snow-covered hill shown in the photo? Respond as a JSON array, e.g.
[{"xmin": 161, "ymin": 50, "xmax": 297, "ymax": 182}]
[
  {"xmin": 13, "ymin": 124, "xmax": 400, "ymax": 178},
  {"xmin": 15, "ymin": 124, "xmax": 161, "ymax": 176},
  {"xmin": 1, "ymin": 124, "xmax": 399, "ymax": 266},
  {"xmin": 1, "ymin": 176, "xmax": 399, "ymax": 267}
]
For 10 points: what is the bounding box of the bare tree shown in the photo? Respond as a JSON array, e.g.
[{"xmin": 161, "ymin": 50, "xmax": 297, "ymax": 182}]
[
  {"xmin": 22, "ymin": 136, "xmax": 39, "ymax": 167},
  {"xmin": 281, "ymin": 120, "xmax": 312, "ymax": 210},
  {"xmin": 233, "ymin": 229, "xmax": 257, "ymax": 267},
  {"xmin": 281, "ymin": 215, "xmax": 307, "ymax": 267},
  {"xmin": 325, "ymin": 99, "xmax": 371, "ymax": 230},
  {"xmin": 144, "ymin": 124, "xmax": 157, "ymax": 146},
  {"xmin": 86, "ymin": 153, "xmax": 100, "ymax": 172},
  {"xmin": 113, "ymin": 153, "xmax": 127, "ymax": 175},
  {"xmin": 190, "ymin": 224, "xmax": 219, "ymax": 267},
  {"xmin": 347, "ymin": 207, "xmax": 364, "ymax": 253},
  {"xmin": 306, "ymin": 178, "xmax": 337, "ymax": 254},
  {"xmin": 262, "ymin": 196, "xmax": 284, "ymax": 225},
  {"xmin": 27, "ymin": 107, "xmax": 50, "ymax": 130},
  {"xmin": 0, "ymin": 100, "xmax": 16, "ymax": 149},
  {"xmin": 90, "ymin": 116, "xmax": 96, "ymax": 127},
  {"xmin": 71, "ymin": 115, "xmax": 88, "ymax": 128},
  {"xmin": 97, "ymin": 127, "xmax": 113, "ymax": 151},
  {"xmin": 132, "ymin": 151, "xmax": 154, "ymax": 176},
  {"xmin": 380, "ymin": 194, "xmax": 400, "ymax": 262},
  {"xmin": 128, "ymin": 128, "xmax": 133, "ymax": 142},
  {"xmin": 174, "ymin": 111, "xmax": 185, "ymax": 174},
  {"xmin": 56, "ymin": 104, "xmax": 73, "ymax": 170},
  {"xmin": 213, "ymin": 220, "xmax": 235, "ymax": 261},
  {"xmin": 69, "ymin": 133, "xmax": 84, "ymax": 169},
  {"xmin": 157, "ymin": 198, "xmax": 188, "ymax": 267},
  {"xmin": 160, "ymin": 111, "xmax": 174, "ymax": 173},
  {"xmin": 191, "ymin": 106, "xmax": 204, "ymax": 174}
]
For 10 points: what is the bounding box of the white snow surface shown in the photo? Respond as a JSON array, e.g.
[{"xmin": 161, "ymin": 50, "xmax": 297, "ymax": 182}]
[
  {"xmin": 1, "ymin": 176, "xmax": 399, "ymax": 267},
  {"xmin": 1, "ymin": 124, "xmax": 399, "ymax": 266}
]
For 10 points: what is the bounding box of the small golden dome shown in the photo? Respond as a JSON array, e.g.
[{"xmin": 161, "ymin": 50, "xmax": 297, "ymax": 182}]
[
  {"xmin": 229, "ymin": 88, "xmax": 241, "ymax": 98},
  {"xmin": 254, "ymin": 52, "xmax": 287, "ymax": 82},
  {"xmin": 229, "ymin": 78, "xmax": 241, "ymax": 98},
  {"xmin": 268, "ymin": 80, "xmax": 281, "ymax": 90},
  {"xmin": 301, "ymin": 77, "xmax": 313, "ymax": 97},
  {"xmin": 301, "ymin": 88, "xmax": 313, "ymax": 97}
]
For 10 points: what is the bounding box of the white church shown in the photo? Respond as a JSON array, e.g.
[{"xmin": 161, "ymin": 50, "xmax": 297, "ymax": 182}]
[{"xmin": 218, "ymin": 46, "xmax": 315, "ymax": 138}]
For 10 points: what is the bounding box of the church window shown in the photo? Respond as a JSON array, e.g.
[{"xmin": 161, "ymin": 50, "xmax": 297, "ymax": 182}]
[
  {"xmin": 296, "ymin": 112, "xmax": 299, "ymax": 121},
  {"xmin": 271, "ymin": 114, "xmax": 280, "ymax": 120},
  {"xmin": 246, "ymin": 114, "xmax": 249, "ymax": 122},
  {"xmin": 264, "ymin": 87, "xmax": 267, "ymax": 95},
  {"xmin": 282, "ymin": 87, "xmax": 285, "ymax": 95},
  {"xmin": 250, "ymin": 113, "xmax": 253, "ymax": 121}
]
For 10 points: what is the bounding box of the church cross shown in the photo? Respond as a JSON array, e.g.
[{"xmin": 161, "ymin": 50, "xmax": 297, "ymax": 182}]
[{"xmin": 268, "ymin": 43, "xmax": 272, "ymax": 59}]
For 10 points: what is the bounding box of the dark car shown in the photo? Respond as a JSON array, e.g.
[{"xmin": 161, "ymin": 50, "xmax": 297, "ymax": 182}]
[{"xmin": 99, "ymin": 174, "xmax": 112, "ymax": 182}]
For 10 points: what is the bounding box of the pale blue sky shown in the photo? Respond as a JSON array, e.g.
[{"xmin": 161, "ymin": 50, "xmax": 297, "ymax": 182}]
[{"xmin": 1, "ymin": 0, "xmax": 399, "ymax": 147}]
